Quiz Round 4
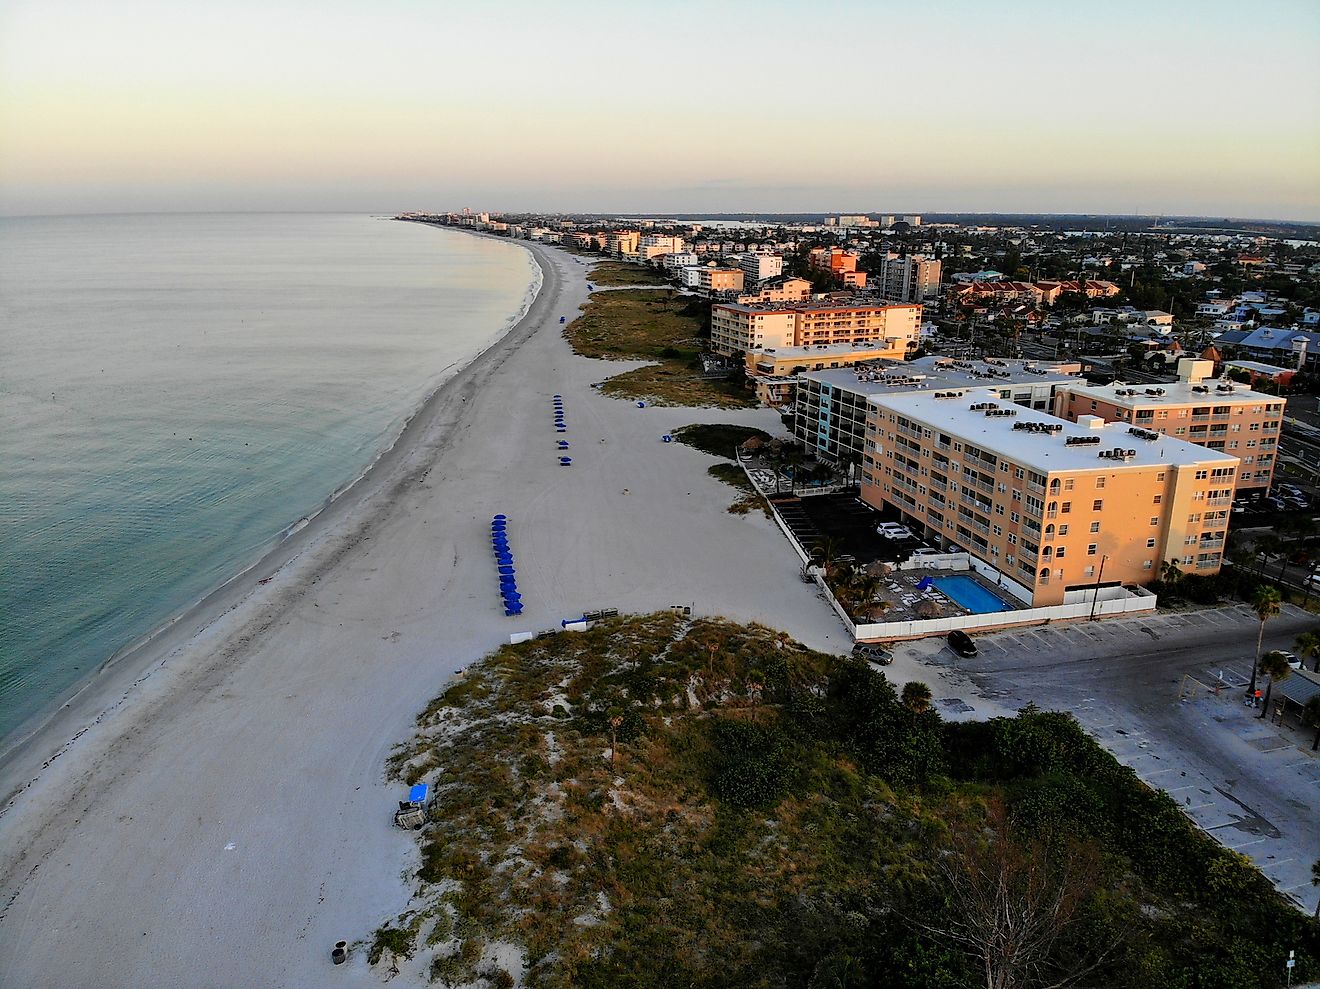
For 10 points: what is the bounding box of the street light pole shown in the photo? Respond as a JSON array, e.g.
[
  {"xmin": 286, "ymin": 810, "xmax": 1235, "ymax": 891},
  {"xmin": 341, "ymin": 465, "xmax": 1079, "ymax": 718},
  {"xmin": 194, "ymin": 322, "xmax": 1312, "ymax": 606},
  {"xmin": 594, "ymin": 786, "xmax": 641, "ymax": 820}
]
[{"xmin": 1089, "ymin": 554, "xmax": 1110, "ymax": 621}]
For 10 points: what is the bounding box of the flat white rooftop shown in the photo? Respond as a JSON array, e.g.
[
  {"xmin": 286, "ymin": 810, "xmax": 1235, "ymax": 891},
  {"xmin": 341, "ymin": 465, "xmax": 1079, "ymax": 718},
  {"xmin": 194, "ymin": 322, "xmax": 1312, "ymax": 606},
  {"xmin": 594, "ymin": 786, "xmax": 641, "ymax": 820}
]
[
  {"xmin": 750, "ymin": 341, "xmax": 899, "ymax": 359},
  {"xmin": 1059, "ymin": 377, "xmax": 1279, "ymax": 407},
  {"xmin": 872, "ymin": 388, "xmax": 1240, "ymax": 473},
  {"xmin": 803, "ymin": 356, "xmax": 1081, "ymax": 398}
]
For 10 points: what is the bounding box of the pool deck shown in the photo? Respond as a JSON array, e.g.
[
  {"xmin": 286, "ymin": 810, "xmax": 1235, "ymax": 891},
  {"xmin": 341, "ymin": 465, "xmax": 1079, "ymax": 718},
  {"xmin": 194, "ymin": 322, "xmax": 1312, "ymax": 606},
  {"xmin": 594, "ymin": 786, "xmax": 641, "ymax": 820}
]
[{"xmin": 854, "ymin": 566, "xmax": 1022, "ymax": 624}]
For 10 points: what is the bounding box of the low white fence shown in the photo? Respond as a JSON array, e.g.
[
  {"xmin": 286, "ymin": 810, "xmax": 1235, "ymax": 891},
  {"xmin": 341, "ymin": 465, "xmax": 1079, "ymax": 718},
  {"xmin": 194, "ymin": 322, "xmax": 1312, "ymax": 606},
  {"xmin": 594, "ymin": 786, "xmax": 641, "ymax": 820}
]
[{"xmin": 851, "ymin": 584, "xmax": 1157, "ymax": 642}]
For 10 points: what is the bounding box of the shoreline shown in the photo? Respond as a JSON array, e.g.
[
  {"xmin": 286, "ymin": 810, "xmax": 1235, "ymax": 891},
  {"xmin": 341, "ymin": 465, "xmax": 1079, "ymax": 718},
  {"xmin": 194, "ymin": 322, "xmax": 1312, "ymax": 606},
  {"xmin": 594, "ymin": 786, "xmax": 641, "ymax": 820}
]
[
  {"xmin": 0, "ymin": 228, "xmax": 546, "ymax": 808},
  {"xmin": 0, "ymin": 231, "xmax": 848, "ymax": 987}
]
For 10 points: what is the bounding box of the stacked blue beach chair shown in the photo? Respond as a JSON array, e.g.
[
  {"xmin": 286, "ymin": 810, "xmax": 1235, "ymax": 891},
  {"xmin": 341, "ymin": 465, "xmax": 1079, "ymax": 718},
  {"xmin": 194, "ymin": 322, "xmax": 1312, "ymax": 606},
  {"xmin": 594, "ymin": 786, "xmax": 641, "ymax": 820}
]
[
  {"xmin": 553, "ymin": 394, "xmax": 571, "ymax": 465},
  {"xmin": 491, "ymin": 515, "xmax": 522, "ymax": 617}
]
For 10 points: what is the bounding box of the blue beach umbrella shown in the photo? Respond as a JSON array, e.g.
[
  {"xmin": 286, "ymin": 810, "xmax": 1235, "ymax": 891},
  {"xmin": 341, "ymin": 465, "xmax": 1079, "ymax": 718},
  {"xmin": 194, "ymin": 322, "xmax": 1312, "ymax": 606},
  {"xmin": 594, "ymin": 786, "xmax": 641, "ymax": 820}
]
[
  {"xmin": 492, "ymin": 514, "xmax": 507, "ymax": 521},
  {"xmin": 498, "ymin": 565, "xmax": 515, "ymax": 575}
]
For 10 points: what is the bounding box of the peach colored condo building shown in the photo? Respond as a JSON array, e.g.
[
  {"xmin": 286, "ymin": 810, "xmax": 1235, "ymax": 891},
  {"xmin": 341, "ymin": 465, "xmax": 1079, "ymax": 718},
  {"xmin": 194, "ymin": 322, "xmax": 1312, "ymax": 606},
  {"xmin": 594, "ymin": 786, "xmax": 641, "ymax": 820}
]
[
  {"xmin": 1053, "ymin": 359, "xmax": 1282, "ymax": 494},
  {"xmin": 710, "ymin": 297, "xmax": 920, "ymax": 357},
  {"xmin": 861, "ymin": 389, "xmax": 1239, "ymax": 606}
]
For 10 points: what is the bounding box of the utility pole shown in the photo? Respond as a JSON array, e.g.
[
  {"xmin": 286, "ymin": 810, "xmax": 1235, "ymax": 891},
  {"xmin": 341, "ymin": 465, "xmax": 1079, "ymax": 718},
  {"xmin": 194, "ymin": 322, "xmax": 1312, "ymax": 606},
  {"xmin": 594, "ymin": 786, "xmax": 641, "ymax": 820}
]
[{"xmin": 1089, "ymin": 555, "xmax": 1110, "ymax": 621}]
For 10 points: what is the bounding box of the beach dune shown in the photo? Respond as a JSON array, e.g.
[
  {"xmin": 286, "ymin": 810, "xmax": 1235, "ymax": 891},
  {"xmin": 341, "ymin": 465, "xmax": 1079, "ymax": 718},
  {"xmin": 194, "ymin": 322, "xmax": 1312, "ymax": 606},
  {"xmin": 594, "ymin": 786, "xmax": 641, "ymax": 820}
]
[{"xmin": 0, "ymin": 239, "xmax": 844, "ymax": 987}]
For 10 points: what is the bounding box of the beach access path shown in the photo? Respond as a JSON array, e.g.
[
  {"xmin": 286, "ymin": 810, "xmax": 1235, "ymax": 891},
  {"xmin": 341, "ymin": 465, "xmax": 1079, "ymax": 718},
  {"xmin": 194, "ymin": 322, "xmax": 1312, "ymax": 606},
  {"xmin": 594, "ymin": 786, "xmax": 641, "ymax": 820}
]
[{"xmin": 0, "ymin": 238, "xmax": 848, "ymax": 988}]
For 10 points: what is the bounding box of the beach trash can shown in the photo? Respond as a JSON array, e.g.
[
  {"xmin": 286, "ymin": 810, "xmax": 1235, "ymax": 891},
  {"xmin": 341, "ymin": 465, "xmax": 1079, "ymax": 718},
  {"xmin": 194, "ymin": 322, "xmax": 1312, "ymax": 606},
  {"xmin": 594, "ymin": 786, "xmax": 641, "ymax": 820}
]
[{"xmin": 332, "ymin": 941, "xmax": 348, "ymax": 965}]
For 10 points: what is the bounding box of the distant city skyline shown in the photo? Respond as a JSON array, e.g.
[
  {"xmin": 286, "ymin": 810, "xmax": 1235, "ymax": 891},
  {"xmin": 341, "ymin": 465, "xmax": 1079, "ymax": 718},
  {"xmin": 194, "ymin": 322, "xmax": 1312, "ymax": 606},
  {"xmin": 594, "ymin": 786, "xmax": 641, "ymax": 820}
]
[{"xmin": 2, "ymin": 0, "xmax": 1318, "ymax": 219}]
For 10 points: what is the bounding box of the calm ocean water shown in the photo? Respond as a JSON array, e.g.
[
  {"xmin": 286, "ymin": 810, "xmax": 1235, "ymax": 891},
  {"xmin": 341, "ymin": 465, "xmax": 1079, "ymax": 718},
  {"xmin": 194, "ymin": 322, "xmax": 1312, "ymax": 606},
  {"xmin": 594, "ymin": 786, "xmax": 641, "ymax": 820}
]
[{"xmin": 0, "ymin": 214, "xmax": 537, "ymax": 744}]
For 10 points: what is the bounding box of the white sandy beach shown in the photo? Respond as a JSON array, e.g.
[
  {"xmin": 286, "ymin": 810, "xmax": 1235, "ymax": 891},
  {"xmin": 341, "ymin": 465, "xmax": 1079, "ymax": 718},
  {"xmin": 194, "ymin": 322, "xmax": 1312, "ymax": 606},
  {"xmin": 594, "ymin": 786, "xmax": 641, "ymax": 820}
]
[{"xmin": 0, "ymin": 238, "xmax": 851, "ymax": 987}]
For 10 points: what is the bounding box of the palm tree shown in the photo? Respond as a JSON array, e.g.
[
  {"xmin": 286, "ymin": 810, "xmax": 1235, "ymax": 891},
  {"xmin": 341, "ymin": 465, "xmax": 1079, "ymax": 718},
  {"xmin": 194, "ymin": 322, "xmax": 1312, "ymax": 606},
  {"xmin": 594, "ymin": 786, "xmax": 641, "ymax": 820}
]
[
  {"xmin": 852, "ymin": 573, "xmax": 884, "ymax": 622},
  {"xmin": 1304, "ymin": 696, "xmax": 1320, "ymax": 754},
  {"xmin": 1256, "ymin": 650, "xmax": 1292, "ymax": 720},
  {"xmin": 902, "ymin": 681, "xmax": 933, "ymax": 714},
  {"xmin": 1160, "ymin": 558, "xmax": 1184, "ymax": 587},
  {"xmin": 1254, "ymin": 534, "xmax": 1280, "ymax": 575},
  {"xmin": 1312, "ymin": 857, "xmax": 1320, "ymax": 919},
  {"xmin": 813, "ymin": 537, "xmax": 844, "ymax": 577},
  {"xmin": 1249, "ymin": 585, "xmax": 1283, "ymax": 695},
  {"xmin": 1295, "ymin": 631, "xmax": 1320, "ymax": 673}
]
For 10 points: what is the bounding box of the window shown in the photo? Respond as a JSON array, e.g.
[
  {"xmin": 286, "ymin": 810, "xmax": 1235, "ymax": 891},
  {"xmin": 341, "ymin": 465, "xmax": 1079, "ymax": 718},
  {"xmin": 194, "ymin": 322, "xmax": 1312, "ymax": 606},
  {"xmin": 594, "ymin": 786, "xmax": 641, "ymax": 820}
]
[
  {"xmin": 1055, "ymin": 547, "xmax": 1066, "ymax": 559},
  {"xmin": 1142, "ymin": 560, "xmax": 1153, "ymax": 570},
  {"xmin": 1153, "ymin": 495, "xmax": 1162, "ymax": 504},
  {"xmin": 1146, "ymin": 538, "xmax": 1156, "ymax": 548},
  {"xmin": 1093, "ymin": 500, "xmax": 1103, "ymax": 511},
  {"xmin": 1095, "ymin": 476, "xmax": 1106, "ymax": 489},
  {"xmin": 1150, "ymin": 517, "xmax": 1159, "ymax": 526},
  {"xmin": 1088, "ymin": 543, "xmax": 1097, "ymax": 555},
  {"xmin": 1062, "ymin": 501, "xmax": 1071, "ymax": 514},
  {"xmin": 1090, "ymin": 521, "xmax": 1101, "ymax": 533},
  {"xmin": 993, "ymin": 524, "xmax": 1003, "ymax": 537},
  {"xmin": 1084, "ymin": 565, "xmax": 1096, "ymax": 578},
  {"xmin": 1059, "ymin": 525, "xmax": 1069, "ymax": 536},
  {"xmin": 1064, "ymin": 479, "xmax": 1075, "ymax": 490}
]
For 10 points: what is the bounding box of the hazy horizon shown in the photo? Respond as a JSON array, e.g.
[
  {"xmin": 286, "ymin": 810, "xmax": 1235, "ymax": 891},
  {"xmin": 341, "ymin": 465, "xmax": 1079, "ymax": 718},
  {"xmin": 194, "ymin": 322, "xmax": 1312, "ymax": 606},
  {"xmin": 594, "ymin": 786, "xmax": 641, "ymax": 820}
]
[{"xmin": 2, "ymin": 0, "xmax": 1318, "ymax": 220}]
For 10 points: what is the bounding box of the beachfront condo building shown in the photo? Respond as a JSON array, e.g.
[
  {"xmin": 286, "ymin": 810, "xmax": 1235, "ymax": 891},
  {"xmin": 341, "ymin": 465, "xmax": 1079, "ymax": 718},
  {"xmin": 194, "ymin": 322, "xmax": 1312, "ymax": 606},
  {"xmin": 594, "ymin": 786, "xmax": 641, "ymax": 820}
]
[
  {"xmin": 872, "ymin": 253, "xmax": 942, "ymax": 303},
  {"xmin": 860, "ymin": 391, "xmax": 1240, "ymax": 606},
  {"xmin": 710, "ymin": 298, "xmax": 920, "ymax": 358},
  {"xmin": 795, "ymin": 356, "xmax": 1083, "ymax": 466},
  {"xmin": 1053, "ymin": 359, "xmax": 1283, "ymax": 494},
  {"xmin": 606, "ymin": 231, "xmax": 640, "ymax": 257},
  {"xmin": 737, "ymin": 277, "xmax": 813, "ymax": 304},
  {"xmin": 744, "ymin": 342, "xmax": 921, "ymax": 407},
  {"xmin": 693, "ymin": 267, "xmax": 745, "ymax": 296},
  {"xmin": 740, "ymin": 252, "xmax": 785, "ymax": 284}
]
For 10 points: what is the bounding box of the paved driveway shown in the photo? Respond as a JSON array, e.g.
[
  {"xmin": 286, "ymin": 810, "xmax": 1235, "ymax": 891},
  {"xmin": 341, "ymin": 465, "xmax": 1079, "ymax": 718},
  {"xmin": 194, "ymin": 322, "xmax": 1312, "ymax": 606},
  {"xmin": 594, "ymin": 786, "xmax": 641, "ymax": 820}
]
[{"xmin": 892, "ymin": 604, "xmax": 1320, "ymax": 914}]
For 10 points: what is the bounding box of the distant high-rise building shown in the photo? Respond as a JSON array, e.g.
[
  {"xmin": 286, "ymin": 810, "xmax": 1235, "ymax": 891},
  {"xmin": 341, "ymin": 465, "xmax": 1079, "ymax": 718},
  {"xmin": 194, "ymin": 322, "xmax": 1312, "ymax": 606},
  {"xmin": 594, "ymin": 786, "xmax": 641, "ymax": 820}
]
[
  {"xmin": 739, "ymin": 252, "xmax": 784, "ymax": 284},
  {"xmin": 873, "ymin": 253, "xmax": 941, "ymax": 302}
]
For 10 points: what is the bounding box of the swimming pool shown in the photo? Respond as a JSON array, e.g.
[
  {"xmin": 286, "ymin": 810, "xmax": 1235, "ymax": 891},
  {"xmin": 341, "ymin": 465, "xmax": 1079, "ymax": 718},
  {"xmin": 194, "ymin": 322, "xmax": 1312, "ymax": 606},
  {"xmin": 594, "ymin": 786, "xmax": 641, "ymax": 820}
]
[{"xmin": 932, "ymin": 575, "xmax": 1016, "ymax": 614}]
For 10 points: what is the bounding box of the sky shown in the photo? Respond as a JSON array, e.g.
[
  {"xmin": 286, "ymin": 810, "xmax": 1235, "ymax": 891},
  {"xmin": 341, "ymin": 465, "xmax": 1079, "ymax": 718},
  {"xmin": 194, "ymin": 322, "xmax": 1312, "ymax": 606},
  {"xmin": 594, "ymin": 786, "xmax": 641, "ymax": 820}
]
[{"xmin": 1, "ymin": 0, "xmax": 1318, "ymax": 219}]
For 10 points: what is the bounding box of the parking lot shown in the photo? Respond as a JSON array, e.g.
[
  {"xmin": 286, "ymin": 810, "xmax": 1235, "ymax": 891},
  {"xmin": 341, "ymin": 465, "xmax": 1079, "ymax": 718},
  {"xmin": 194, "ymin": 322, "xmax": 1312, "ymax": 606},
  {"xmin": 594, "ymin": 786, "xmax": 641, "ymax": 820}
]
[
  {"xmin": 768, "ymin": 491, "xmax": 934, "ymax": 567},
  {"xmin": 887, "ymin": 604, "xmax": 1320, "ymax": 914}
]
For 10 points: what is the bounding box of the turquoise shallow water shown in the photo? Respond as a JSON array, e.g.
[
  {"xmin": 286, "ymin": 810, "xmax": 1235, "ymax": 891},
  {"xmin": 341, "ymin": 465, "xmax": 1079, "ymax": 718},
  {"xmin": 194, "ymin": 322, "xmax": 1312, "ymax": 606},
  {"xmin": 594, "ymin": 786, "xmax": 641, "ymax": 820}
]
[{"xmin": 0, "ymin": 214, "xmax": 536, "ymax": 743}]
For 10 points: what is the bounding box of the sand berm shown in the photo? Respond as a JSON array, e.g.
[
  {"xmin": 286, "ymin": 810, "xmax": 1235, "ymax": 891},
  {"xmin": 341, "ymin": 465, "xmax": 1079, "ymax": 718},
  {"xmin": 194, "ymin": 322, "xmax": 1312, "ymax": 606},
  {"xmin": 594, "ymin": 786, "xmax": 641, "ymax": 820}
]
[{"xmin": 0, "ymin": 235, "xmax": 847, "ymax": 988}]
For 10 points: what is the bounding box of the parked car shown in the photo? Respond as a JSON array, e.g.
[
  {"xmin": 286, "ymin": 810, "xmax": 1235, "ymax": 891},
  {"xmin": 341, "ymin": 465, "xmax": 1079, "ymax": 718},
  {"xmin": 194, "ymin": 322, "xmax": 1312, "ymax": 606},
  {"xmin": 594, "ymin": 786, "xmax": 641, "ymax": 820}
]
[
  {"xmin": 852, "ymin": 643, "xmax": 893, "ymax": 665},
  {"xmin": 1276, "ymin": 651, "xmax": 1302, "ymax": 671},
  {"xmin": 1263, "ymin": 496, "xmax": 1288, "ymax": 511},
  {"xmin": 911, "ymin": 547, "xmax": 944, "ymax": 557},
  {"xmin": 948, "ymin": 629, "xmax": 978, "ymax": 657},
  {"xmin": 876, "ymin": 523, "xmax": 916, "ymax": 540},
  {"xmin": 1276, "ymin": 483, "xmax": 1304, "ymax": 497},
  {"xmin": 1285, "ymin": 496, "xmax": 1311, "ymax": 511}
]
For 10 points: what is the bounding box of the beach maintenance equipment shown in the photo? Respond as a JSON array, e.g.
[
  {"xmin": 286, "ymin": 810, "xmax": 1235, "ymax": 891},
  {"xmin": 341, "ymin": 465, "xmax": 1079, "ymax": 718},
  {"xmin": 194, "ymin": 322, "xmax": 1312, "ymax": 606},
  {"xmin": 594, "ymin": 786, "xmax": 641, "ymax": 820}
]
[{"xmin": 393, "ymin": 783, "xmax": 430, "ymax": 830}]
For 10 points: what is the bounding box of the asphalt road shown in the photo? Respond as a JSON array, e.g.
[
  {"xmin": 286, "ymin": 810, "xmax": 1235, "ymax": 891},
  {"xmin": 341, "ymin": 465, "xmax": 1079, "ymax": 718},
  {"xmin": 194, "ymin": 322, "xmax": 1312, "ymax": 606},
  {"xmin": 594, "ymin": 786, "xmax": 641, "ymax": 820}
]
[{"xmin": 904, "ymin": 604, "xmax": 1320, "ymax": 913}]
